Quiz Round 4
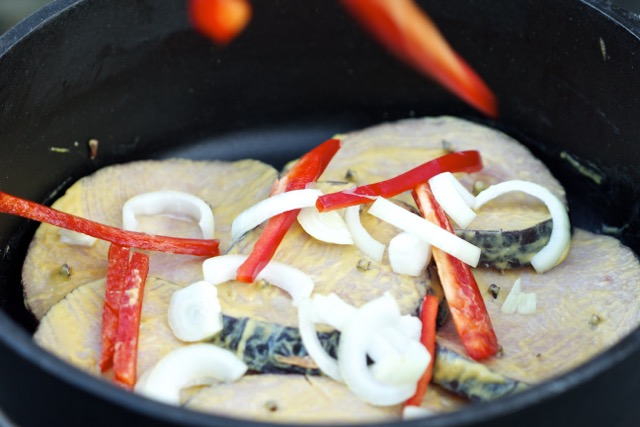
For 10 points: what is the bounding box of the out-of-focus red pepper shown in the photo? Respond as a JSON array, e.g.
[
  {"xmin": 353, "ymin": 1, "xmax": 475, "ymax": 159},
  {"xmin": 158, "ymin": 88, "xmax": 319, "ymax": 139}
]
[
  {"xmin": 340, "ymin": 0, "xmax": 498, "ymax": 117},
  {"xmin": 0, "ymin": 191, "xmax": 219, "ymax": 257},
  {"xmin": 404, "ymin": 293, "xmax": 439, "ymax": 407},
  {"xmin": 236, "ymin": 138, "xmax": 342, "ymax": 283},
  {"xmin": 99, "ymin": 244, "xmax": 131, "ymax": 372},
  {"xmin": 113, "ymin": 251, "xmax": 149, "ymax": 389},
  {"xmin": 316, "ymin": 150, "xmax": 482, "ymax": 212},
  {"xmin": 413, "ymin": 183, "xmax": 498, "ymax": 361},
  {"xmin": 188, "ymin": 0, "xmax": 252, "ymax": 45}
]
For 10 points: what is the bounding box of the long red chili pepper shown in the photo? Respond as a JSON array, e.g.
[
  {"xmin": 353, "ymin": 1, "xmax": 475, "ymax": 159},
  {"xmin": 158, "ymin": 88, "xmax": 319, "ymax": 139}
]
[
  {"xmin": 316, "ymin": 150, "xmax": 482, "ymax": 212},
  {"xmin": 188, "ymin": 0, "xmax": 252, "ymax": 45},
  {"xmin": 236, "ymin": 138, "xmax": 342, "ymax": 283},
  {"xmin": 0, "ymin": 191, "xmax": 219, "ymax": 257},
  {"xmin": 113, "ymin": 251, "xmax": 149, "ymax": 389},
  {"xmin": 100, "ymin": 244, "xmax": 131, "ymax": 372},
  {"xmin": 340, "ymin": 0, "xmax": 498, "ymax": 117},
  {"xmin": 413, "ymin": 183, "xmax": 498, "ymax": 361},
  {"xmin": 405, "ymin": 293, "xmax": 439, "ymax": 407}
]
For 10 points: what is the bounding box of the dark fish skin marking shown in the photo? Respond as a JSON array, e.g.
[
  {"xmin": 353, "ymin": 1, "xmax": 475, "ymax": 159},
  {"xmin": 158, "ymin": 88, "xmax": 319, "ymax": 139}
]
[
  {"xmin": 213, "ymin": 315, "xmax": 526, "ymax": 402},
  {"xmin": 455, "ymin": 219, "xmax": 553, "ymax": 270}
]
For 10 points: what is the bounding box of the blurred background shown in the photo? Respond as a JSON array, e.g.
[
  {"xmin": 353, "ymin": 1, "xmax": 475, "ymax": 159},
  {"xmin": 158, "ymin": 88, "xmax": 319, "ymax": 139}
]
[{"xmin": 1, "ymin": 0, "xmax": 640, "ymax": 34}]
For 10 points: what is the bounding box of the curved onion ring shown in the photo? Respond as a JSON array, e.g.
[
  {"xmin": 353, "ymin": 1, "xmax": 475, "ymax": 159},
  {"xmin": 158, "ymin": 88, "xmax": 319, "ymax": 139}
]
[
  {"xmin": 168, "ymin": 281, "xmax": 223, "ymax": 342},
  {"xmin": 429, "ymin": 172, "xmax": 477, "ymax": 228},
  {"xmin": 134, "ymin": 343, "xmax": 247, "ymax": 405},
  {"xmin": 202, "ymin": 254, "xmax": 314, "ymax": 306},
  {"xmin": 231, "ymin": 189, "xmax": 322, "ymax": 242},
  {"xmin": 474, "ymin": 180, "xmax": 570, "ymax": 273},
  {"xmin": 297, "ymin": 206, "xmax": 353, "ymax": 245},
  {"xmin": 344, "ymin": 205, "xmax": 385, "ymax": 262},
  {"xmin": 122, "ymin": 190, "xmax": 214, "ymax": 239}
]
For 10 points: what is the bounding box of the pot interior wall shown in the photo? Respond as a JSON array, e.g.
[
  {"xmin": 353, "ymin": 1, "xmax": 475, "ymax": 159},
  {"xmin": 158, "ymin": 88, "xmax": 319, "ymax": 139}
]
[{"xmin": 0, "ymin": 0, "xmax": 639, "ymax": 426}]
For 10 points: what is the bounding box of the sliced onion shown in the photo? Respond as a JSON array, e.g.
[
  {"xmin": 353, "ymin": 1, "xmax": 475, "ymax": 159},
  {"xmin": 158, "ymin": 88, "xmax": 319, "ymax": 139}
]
[
  {"xmin": 59, "ymin": 229, "xmax": 97, "ymax": 246},
  {"xmin": 429, "ymin": 172, "xmax": 477, "ymax": 228},
  {"xmin": 297, "ymin": 206, "xmax": 353, "ymax": 245},
  {"xmin": 298, "ymin": 298, "xmax": 343, "ymax": 382},
  {"xmin": 122, "ymin": 190, "xmax": 214, "ymax": 239},
  {"xmin": 517, "ymin": 292, "xmax": 537, "ymax": 315},
  {"xmin": 370, "ymin": 334, "xmax": 429, "ymax": 386},
  {"xmin": 474, "ymin": 180, "xmax": 570, "ymax": 273},
  {"xmin": 403, "ymin": 406, "xmax": 435, "ymax": 419},
  {"xmin": 309, "ymin": 293, "xmax": 355, "ymax": 330},
  {"xmin": 337, "ymin": 293, "xmax": 417, "ymax": 406},
  {"xmin": 168, "ymin": 281, "xmax": 222, "ymax": 342},
  {"xmin": 501, "ymin": 278, "xmax": 522, "ymax": 314},
  {"xmin": 388, "ymin": 232, "xmax": 432, "ymax": 277},
  {"xmin": 134, "ymin": 343, "xmax": 247, "ymax": 405},
  {"xmin": 202, "ymin": 254, "xmax": 314, "ymax": 306},
  {"xmin": 368, "ymin": 197, "xmax": 481, "ymax": 267},
  {"xmin": 344, "ymin": 205, "xmax": 385, "ymax": 262},
  {"xmin": 231, "ymin": 189, "xmax": 322, "ymax": 242}
]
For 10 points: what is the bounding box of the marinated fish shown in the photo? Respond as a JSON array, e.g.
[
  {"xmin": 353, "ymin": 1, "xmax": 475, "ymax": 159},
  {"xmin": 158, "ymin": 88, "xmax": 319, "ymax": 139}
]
[{"xmin": 22, "ymin": 158, "xmax": 278, "ymax": 319}]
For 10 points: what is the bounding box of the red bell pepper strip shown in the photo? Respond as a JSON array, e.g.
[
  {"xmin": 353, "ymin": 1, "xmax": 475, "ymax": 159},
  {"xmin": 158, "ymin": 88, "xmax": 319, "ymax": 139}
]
[
  {"xmin": 316, "ymin": 150, "xmax": 482, "ymax": 212},
  {"xmin": 236, "ymin": 138, "xmax": 342, "ymax": 283},
  {"xmin": 188, "ymin": 0, "xmax": 252, "ymax": 46},
  {"xmin": 412, "ymin": 183, "xmax": 498, "ymax": 361},
  {"xmin": 404, "ymin": 293, "xmax": 439, "ymax": 407},
  {"xmin": 0, "ymin": 191, "xmax": 219, "ymax": 257},
  {"xmin": 340, "ymin": 0, "xmax": 498, "ymax": 118},
  {"xmin": 99, "ymin": 244, "xmax": 131, "ymax": 372},
  {"xmin": 113, "ymin": 251, "xmax": 149, "ymax": 389}
]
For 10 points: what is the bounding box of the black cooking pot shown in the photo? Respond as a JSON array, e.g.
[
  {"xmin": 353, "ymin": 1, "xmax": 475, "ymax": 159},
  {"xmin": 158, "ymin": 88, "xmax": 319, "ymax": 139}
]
[{"xmin": 1, "ymin": 0, "xmax": 639, "ymax": 426}]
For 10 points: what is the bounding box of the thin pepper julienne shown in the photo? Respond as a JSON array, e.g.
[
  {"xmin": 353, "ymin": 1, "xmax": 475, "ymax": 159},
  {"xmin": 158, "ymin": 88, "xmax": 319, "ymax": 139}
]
[{"xmin": 0, "ymin": 191, "xmax": 220, "ymax": 257}]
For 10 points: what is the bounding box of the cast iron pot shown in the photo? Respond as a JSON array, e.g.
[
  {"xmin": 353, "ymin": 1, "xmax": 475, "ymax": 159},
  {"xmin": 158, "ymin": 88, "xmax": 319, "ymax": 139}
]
[{"xmin": 1, "ymin": 0, "xmax": 639, "ymax": 426}]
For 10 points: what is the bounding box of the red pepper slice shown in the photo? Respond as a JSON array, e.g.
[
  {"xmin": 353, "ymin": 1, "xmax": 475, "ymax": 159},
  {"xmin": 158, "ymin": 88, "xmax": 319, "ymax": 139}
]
[
  {"xmin": 236, "ymin": 138, "xmax": 342, "ymax": 283},
  {"xmin": 113, "ymin": 251, "xmax": 149, "ymax": 389},
  {"xmin": 0, "ymin": 191, "xmax": 219, "ymax": 257},
  {"xmin": 340, "ymin": 0, "xmax": 498, "ymax": 118},
  {"xmin": 412, "ymin": 183, "xmax": 498, "ymax": 361},
  {"xmin": 99, "ymin": 244, "xmax": 131, "ymax": 372},
  {"xmin": 316, "ymin": 150, "xmax": 482, "ymax": 212},
  {"xmin": 404, "ymin": 293, "xmax": 439, "ymax": 407},
  {"xmin": 188, "ymin": 0, "xmax": 252, "ymax": 46}
]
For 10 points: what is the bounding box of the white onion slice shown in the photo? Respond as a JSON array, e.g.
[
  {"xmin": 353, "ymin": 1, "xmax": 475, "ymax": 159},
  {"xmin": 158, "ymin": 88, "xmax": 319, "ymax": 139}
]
[
  {"xmin": 388, "ymin": 232, "xmax": 432, "ymax": 277},
  {"xmin": 231, "ymin": 189, "xmax": 322, "ymax": 242},
  {"xmin": 134, "ymin": 343, "xmax": 247, "ymax": 405},
  {"xmin": 298, "ymin": 298, "xmax": 343, "ymax": 382},
  {"xmin": 474, "ymin": 180, "xmax": 570, "ymax": 273},
  {"xmin": 344, "ymin": 205, "xmax": 385, "ymax": 262},
  {"xmin": 168, "ymin": 281, "xmax": 222, "ymax": 342},
  {"xmin": 403, "ymin": 406, "xmax": 435, "ymax": 419},
  {"xmin": 297, "ymin": 206, "xmax": 353, "ymax": 245},
  {"xmin": 368, "ymin": 197, "xmax": 480, "ymax": 267},
  {"xmin": 202, "ymin": 254, "xmax": 314, "ymax": 306},
  {"xmin": 337, "ymin": 294, "xmax": 417, "ymax": 406},
  {"xmin": 517, "ymin": 292, "xmax": 537, "ymax": 315},
  {"xmin": 501, "ymin": 278, "xmax": 522, "ymax": 314},
  {"xmin": 309, "ymin": 293, "xmax": 355, "ymax": 330},
  {"xmin": 122, "ymin": 190, "xmax": 214, "ymax": 239},
  {"xmin": 59, "ymin": 229, "xmax": 97, "ymax": 246},
  {"xmin": 429, "ymin": 172, "xmax": 477, "ymax": 228}
]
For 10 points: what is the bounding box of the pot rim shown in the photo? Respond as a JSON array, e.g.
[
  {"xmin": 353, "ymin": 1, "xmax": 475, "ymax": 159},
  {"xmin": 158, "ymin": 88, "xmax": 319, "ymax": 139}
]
[{"xmin": 1, "ymin": 0, "xmax": 639, "ymax": 425}]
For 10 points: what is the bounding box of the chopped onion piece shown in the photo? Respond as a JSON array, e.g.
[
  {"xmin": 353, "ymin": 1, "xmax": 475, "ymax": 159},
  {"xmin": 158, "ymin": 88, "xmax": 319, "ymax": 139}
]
[
  {"xmin": 388, "ymin": 232, "xmax": 432, "ymax": 276},
  {"xmin": 231, "ymin": 189, "xmax": 322, "ymax": 242},
  {"xmin": 59, "ymin": 228, "xmax": 98, "ymax": 246},
  {"xmin": 368, "ymin": 197, "xmax": 480, "ymax": 267},
  {"xmin": 202, "ymin": 254, "xmax": 314, "ymax": 306},
  {"xmin": 403, "ymin": 406, "xmax": 435, "ymax": 419},
  {"xmin": 309, "ymin": 293, "xmax": 355, "ymax": 330},
  {"xmin": 344, "ymin": 205, "xmax": 385, "ymax": 262},
  {"xmin": 168, "ymin": 281, "xmax": 222, "ymax": 342},
  {"xmin": 134, "ymin": 343, "xmax": 247, "ymax": 405},
  {"xmin": 501, "ymin": 278, "xmax": 537, "ymax": 315},
  {"xmin": 517, "ymin": 292, "xmax": 537, "ymax": 315},
  {"xmin": 122, "ymin": 190, "xmax": 214, "ymax": 239},
  {"xmin": 337, "ymin": 293, "xmax": 417, "ymax": 406},
  {"xmin": 297, "ymin": 205, "xmax": 353, "ymax": 245},
  {"xmin": 370, "ymin": 327, "xmax": 429, "ymax": 386},
  {"xmin": 429, "ymin": 172, "xmax": 477, "ymax": 228},
  {"xmin": 474, "ymin": 180, "xmax": 570, "ymax": 273},
  {"xmin": 298, "ymin": 298, "xmax": 343, "ymax": 382}
]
